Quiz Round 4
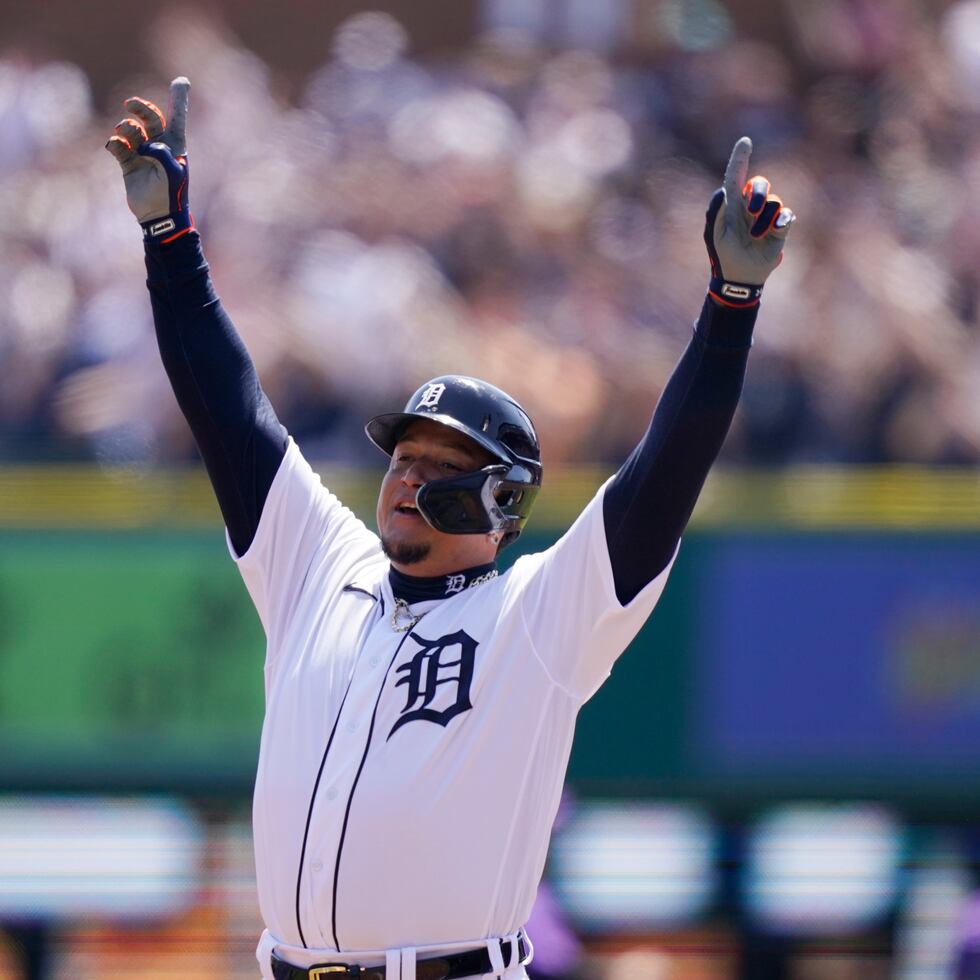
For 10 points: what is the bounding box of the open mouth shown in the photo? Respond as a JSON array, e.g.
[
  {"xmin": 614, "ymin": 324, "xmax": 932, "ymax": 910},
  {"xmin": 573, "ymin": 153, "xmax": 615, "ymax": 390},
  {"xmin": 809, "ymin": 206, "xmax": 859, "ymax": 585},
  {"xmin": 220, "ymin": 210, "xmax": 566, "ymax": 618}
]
[{"xmin": 395, "ymin": 503, "xmax": 420, "ymax": 516}]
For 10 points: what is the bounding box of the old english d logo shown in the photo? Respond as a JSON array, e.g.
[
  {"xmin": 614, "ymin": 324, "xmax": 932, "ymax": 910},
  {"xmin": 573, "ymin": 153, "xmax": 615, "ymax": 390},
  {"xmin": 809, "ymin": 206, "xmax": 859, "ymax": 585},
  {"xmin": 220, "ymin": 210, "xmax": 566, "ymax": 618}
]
[{"xmin": 388, "ymin": 630, "xmax": 476, "ymax": 740}]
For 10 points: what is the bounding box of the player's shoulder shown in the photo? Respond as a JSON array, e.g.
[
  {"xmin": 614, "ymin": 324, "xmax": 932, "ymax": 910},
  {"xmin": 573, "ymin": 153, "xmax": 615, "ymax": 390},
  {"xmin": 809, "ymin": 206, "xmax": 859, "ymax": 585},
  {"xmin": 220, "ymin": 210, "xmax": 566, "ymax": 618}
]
[
  {"xmin": 496, "ymin": 551, "xmax": 547, "ymax": 603},
  {"xmin": 284, "ymin": 436, "xmax": 382, "ymax": 546},
  {"xmin": 511, "ymin": 484, "xmax": 609, "ymax": 568}
]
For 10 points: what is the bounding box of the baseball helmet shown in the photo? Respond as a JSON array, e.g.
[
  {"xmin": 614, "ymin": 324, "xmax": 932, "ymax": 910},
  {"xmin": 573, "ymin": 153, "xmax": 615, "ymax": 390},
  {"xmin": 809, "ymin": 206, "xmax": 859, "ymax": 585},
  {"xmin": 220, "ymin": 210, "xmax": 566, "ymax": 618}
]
[{"xmin": 365, "ymin": 375, "xmax": 542, "ymax": 546}]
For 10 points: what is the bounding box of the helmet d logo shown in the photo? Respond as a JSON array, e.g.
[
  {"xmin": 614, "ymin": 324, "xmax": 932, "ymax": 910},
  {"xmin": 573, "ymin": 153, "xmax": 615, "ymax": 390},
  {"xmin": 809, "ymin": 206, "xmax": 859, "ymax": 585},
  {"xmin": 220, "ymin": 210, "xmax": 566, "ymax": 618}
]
[{"xmin": 415, "ymin": 383, "xmax": 446, "ymax": 410}]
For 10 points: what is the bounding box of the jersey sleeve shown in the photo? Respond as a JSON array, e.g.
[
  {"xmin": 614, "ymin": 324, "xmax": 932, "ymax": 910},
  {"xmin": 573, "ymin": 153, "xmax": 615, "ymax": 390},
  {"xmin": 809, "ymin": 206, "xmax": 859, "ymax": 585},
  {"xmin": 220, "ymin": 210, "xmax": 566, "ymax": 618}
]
[
  {"xmin": 230, "ymin": 437, "xmax": 382, "ymax": 652},
  {"xmin": 510, "ymin": 480, "xmax": 676, "ymax": 703}
]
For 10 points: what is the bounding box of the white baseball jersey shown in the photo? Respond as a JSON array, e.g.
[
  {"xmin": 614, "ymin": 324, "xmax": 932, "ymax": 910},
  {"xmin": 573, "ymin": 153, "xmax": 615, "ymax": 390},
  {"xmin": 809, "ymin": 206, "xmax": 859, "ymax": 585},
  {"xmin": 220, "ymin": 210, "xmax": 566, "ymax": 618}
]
[{"xmin": 232, "ymin": 437, "xmax": 675, "ymax": 979}]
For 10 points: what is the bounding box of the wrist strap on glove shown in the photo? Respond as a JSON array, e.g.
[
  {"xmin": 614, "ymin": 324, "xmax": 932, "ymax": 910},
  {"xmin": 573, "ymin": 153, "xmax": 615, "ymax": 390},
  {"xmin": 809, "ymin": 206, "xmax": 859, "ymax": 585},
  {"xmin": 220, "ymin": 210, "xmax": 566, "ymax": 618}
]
[
  {"xmin": 142, "ymin": 209, "xmax": 194, "ymax": 244},
  {"xmin": 707, "ymin": 276, "xmax": 763, "ymax": 309}
]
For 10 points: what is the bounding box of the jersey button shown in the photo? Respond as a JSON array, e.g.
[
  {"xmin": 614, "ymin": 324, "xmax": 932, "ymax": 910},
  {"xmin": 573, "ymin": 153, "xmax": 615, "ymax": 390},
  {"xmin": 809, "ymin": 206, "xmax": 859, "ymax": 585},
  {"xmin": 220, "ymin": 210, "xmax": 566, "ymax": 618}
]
[
  {"xmin": 346, "ymin": 721, "xmax": 358, "ymax": 732},
  {"xmin": 311, "ymin": 860, "xmax": 323, "ymax": 872},
  {"xmin": 326, "ymin": 788, "xmax": 338, "ymax": 801},
  {"xmin": 368, "ymin": 657, "xmax": 379, "ymax": 667}
]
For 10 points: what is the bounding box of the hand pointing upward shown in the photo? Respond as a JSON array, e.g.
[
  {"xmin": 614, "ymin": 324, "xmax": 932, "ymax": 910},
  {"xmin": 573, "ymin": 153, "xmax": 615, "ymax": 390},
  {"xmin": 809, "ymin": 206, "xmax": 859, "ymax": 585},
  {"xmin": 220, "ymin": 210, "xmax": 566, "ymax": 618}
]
[{"xmin": 106, "ymin": 76, "xmax": 194, "ymax": 243}]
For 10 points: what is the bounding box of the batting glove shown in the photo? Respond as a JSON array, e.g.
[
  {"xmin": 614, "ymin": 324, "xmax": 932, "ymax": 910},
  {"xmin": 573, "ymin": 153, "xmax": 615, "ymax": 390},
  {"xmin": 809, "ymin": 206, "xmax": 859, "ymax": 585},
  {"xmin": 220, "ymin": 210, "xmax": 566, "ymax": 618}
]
[
  {"xmin": 105, "ymin": 77, "xmax": 194, "ymax": 244},
  {"xmin": 704, "ymin": 137, "xmax": 794, "ymax": 309}
]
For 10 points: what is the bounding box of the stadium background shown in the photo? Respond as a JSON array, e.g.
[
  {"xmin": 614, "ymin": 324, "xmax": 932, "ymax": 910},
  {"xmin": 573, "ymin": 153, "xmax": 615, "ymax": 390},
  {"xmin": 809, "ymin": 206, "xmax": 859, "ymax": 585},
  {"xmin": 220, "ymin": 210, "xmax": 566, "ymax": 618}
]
[{"xmin": 1, "ymin": 0, "xmax": 979, "ymax": 976}]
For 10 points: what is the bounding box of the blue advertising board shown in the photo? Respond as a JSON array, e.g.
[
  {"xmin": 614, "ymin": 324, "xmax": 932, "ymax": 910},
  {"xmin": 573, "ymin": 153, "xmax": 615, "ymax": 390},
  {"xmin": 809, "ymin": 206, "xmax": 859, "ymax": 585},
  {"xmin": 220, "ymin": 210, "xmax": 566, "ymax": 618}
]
[{"xmin": 694, "ymin": 534, "xmax": 980, "ymax": 778}]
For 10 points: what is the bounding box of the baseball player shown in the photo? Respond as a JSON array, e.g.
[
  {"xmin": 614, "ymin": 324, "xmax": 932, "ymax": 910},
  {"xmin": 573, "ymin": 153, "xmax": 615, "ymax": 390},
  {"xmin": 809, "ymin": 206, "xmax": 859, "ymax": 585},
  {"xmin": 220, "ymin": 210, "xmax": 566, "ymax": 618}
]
[{"xmin": 106, "ymin": 77, "xmax": 792, "ymax": 980}]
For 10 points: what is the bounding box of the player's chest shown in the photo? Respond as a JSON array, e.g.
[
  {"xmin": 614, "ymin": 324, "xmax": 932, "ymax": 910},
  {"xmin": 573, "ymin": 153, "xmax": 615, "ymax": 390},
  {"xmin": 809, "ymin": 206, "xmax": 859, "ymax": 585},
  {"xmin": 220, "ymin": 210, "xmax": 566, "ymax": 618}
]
[{"xmin": 269, "ymin": 591, "xmax": 522, "ymax": 754}]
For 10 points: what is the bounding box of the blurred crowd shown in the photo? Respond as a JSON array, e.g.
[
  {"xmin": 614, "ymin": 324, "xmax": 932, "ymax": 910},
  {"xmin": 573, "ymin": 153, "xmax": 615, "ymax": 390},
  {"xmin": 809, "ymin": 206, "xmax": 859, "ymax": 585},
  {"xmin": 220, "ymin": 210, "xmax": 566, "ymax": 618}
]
[{"xmin": 1, "ymin": 0, "xmax": 980, "ymax": 468}]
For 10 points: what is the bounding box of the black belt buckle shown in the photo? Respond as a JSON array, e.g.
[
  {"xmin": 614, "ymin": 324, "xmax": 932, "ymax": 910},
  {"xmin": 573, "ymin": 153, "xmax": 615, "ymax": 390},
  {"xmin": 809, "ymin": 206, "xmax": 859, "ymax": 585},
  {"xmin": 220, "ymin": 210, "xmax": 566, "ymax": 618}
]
[{"xmin": 309, "ymin": 966, "xmax": 360, "ymax": 978}]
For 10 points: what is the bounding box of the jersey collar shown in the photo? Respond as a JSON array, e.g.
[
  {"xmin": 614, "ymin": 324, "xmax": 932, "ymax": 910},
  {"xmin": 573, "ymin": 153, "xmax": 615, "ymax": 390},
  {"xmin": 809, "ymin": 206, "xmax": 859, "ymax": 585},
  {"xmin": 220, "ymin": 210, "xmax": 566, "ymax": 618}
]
[{"xmin": 388, "ymin": 561, "xmax": 498, "ymax": 603}]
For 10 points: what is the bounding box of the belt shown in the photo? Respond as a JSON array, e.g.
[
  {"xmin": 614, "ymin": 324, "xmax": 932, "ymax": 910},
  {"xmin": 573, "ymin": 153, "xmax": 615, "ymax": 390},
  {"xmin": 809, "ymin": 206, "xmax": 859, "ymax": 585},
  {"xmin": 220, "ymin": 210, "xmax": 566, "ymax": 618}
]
[{"xmin": 271, "ymin": 934, "xmax": 529, "ymax": 980}]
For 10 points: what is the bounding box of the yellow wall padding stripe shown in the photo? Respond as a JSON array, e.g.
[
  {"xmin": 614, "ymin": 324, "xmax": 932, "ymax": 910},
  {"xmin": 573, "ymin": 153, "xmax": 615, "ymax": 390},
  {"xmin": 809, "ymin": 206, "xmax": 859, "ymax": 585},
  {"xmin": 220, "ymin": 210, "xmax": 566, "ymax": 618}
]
[{"xmin": 0, "ymin": 465, "xmax": 977, "ymax": 530}]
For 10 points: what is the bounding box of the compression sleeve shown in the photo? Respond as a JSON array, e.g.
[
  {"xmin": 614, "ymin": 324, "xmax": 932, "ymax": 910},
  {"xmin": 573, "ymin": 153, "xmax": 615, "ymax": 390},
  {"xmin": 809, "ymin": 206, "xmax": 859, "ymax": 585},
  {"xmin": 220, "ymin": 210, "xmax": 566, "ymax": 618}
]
[
  {"xmin": 603, "ymin": 295, "xmax": 757, "ymax": 605},
  {"xmin": 144, "ymin": 230, "xmax": 288, "ymax": 557}
]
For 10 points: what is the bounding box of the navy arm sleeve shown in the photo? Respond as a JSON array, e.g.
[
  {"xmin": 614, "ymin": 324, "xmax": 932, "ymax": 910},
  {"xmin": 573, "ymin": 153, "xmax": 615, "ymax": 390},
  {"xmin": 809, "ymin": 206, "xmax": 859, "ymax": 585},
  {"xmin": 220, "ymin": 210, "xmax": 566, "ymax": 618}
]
[
  {"xmin": 144, "ymin": 231, "xmax": 288, "ymax": 557},
  {"xmin": 603, "ymin": 296, "xmax": 757, "ymax": 605}
]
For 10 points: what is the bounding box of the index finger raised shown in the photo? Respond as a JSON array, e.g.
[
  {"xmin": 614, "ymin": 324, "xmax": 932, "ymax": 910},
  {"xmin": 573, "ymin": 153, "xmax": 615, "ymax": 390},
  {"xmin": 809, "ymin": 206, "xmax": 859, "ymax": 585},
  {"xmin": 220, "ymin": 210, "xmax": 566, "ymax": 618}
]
[
  {"xmin": 723, "ymin": 137, "xmax": 752, "ymax": 202},
  {"xmin": 165, "ymin": 76, "xmax": 191, "ymax": 155}
]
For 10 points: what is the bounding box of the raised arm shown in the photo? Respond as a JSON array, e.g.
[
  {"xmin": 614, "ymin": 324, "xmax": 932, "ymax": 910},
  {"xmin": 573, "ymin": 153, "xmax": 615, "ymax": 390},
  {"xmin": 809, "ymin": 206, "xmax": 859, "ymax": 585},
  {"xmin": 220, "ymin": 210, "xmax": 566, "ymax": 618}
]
[
  {"xmin": 604, "ymin": 138, "xmax": 794, "ymax": 604},
  {"xmin": 106, "ymin": 78, "xmax": 287, "ymax": 557}
]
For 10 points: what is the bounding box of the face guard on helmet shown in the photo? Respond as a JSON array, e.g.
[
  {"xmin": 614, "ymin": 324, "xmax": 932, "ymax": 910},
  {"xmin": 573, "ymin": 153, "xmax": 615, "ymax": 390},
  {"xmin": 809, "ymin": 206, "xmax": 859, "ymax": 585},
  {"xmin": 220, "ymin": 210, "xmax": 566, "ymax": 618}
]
[{"xmin": 365, "ymin": 376, "xmax": 542, "ymax": 547}]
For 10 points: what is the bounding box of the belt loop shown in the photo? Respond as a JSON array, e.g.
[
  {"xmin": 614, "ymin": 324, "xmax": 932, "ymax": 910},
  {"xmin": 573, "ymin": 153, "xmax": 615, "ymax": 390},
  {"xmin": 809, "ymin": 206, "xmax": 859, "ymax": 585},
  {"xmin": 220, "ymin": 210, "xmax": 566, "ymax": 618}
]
[
  {"xmin": 486, "ymin": 937, "xmax": 505, "ymax": 977},
  {"xmin": 502, "ymin": 935, "xmax": 514, "ymax": 968},
  {"xmin": 400, "ymin": 946, "xmax": 415, "ymax": 980},
  {"xmin": 385, "ymin": 949, "xmax": 400, "ymax": 979}
]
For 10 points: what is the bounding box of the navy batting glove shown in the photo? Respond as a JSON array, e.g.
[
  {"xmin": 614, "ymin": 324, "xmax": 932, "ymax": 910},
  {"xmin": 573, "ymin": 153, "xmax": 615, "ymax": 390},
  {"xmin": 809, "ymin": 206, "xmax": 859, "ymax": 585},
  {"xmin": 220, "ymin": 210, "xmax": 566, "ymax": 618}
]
[
  {"xmin": 137, "ymin": 141, "xmax": 192, "ymax": 242},
  {"xmin": 105, "ymin": 77, "xmax": 194, "ymax": 245},
  {"xmin": 704, "ymin": 137, "xmax": 794, "ymax": 309}
]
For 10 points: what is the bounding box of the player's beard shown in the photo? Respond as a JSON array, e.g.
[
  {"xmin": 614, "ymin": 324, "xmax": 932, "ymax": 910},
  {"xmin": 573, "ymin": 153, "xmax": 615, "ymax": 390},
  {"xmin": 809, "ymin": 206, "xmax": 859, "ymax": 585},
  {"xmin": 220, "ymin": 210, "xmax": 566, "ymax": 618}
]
[{"xmin": 380, "ymin": 535, "xmax": 431, "ymax": 566}]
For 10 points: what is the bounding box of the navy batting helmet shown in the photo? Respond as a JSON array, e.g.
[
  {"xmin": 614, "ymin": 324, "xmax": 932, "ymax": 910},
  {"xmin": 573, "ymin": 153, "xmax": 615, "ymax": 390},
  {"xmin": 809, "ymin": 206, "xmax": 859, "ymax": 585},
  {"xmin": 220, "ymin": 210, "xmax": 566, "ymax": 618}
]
[{"xmin": 365, "ymin": 375, "xmax": 542, "ymax": 546}]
